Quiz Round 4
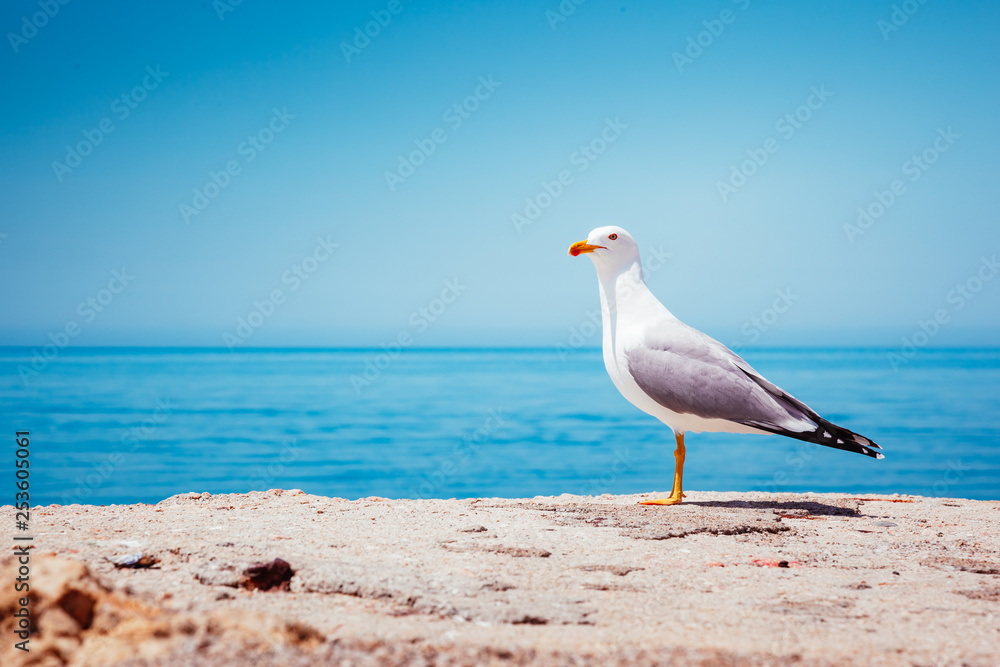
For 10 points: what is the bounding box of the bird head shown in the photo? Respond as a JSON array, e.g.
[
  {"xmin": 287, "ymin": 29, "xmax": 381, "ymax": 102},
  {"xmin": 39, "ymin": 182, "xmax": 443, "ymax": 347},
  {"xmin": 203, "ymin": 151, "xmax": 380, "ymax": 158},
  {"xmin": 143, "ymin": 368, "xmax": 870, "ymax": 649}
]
[{"xmin": 568, "ymin": 226, "xmax": 640, "ymax": 275}]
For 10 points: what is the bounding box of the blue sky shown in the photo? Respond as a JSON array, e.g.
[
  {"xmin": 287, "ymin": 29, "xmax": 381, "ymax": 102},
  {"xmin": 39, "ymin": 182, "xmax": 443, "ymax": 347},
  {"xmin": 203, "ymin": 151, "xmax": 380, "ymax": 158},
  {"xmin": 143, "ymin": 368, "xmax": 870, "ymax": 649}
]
[{"xmin": 1, "ymin": 0, "xmax": 998, "ymax": 348}]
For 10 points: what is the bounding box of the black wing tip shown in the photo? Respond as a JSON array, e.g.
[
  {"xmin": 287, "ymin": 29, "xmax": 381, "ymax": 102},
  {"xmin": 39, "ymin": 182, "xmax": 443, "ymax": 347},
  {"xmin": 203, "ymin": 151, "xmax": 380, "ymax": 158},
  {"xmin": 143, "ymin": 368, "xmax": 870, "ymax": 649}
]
[
  {"xmin": 744, "ymin": 420, "xmax": 884, "ymax": 459},
  {"xmin": 811, "ymin": 424, "xmax": 885, "ymax": 459},
  {"xmin": 845, "ymin": 433, "xmax": 884, "ymax": 459},
  {"xmin": 854, "ymin": 441, "xmax": 885, "ymax": 459},
  {"xmin": 734, "ymin": 368, "xmax": 883, "ymax": 459}
]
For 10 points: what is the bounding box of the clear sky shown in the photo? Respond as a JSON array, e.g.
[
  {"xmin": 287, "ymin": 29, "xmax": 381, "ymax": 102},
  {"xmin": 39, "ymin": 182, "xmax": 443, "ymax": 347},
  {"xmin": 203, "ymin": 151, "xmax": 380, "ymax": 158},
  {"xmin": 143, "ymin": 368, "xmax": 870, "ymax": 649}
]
[{"xmin": 1, "ymin": 0, "xmax": 998, "ymax": 348}]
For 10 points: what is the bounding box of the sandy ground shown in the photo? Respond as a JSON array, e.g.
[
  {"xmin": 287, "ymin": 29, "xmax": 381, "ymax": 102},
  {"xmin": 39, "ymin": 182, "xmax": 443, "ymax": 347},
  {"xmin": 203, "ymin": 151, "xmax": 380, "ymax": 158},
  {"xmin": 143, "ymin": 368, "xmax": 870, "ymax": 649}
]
[{"xmin": 3, "ymin": 489, "xmax": 999, "ymax": 666}]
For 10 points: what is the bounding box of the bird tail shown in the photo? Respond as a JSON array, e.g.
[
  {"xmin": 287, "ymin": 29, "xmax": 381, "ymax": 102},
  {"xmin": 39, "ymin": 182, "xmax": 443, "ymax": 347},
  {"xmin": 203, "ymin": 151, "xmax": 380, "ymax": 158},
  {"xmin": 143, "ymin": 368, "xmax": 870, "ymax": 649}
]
[
  {"xmin": 744, "ymin": 418, "xmax": 884, "ymax": 459},
  {"xmin": 735, "ymin": 366, "xmax": 884, "ymax": 459}
]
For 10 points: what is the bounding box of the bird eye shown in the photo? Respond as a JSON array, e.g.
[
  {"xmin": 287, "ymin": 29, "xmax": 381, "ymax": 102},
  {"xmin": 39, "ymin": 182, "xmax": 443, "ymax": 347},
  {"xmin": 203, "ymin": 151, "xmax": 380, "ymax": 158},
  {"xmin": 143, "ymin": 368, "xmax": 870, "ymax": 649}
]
[{"xmin": 608, "ymin": 233, "xmax": 618, "ymax": 240}]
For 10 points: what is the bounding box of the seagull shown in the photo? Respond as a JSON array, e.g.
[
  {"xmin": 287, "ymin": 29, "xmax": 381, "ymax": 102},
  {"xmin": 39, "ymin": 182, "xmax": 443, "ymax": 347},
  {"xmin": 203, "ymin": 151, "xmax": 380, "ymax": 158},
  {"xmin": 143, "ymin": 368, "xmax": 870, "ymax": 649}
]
[{"xmin": 568, "ymin": 226, "xmax": 882, "ymax": 506}]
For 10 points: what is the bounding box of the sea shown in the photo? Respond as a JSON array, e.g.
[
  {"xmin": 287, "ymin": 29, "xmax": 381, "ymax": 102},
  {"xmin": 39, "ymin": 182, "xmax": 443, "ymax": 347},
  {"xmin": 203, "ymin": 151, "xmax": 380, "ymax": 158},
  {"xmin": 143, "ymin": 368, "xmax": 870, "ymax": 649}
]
[{"xmin": 1, "ymin": 347, "xmax": 998, "ymax": 506}]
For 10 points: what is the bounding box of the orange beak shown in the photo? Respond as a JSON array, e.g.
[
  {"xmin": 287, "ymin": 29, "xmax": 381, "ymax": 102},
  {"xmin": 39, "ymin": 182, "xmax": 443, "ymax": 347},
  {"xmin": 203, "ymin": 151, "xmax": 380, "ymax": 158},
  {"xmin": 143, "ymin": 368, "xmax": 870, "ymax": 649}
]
[{"xmin": 568, "ymin": 240, "xmax": 605, "ymax": 257}]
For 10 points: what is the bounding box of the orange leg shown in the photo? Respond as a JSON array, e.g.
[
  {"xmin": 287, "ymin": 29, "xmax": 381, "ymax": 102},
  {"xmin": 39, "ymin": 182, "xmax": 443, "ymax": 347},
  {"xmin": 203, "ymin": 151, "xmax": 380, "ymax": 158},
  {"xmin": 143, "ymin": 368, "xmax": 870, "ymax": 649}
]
[{"xmin": 640, "ymin": 432, "xmax": 685, "ymax": 506}]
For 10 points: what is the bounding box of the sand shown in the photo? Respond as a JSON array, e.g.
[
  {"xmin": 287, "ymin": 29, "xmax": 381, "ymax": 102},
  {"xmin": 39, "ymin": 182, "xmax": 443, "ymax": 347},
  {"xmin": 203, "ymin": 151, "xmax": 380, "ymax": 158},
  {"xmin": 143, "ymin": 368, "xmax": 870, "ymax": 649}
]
[{"xmin": 3, "ymin": 489, "xmax": 999, "ymax": 666}]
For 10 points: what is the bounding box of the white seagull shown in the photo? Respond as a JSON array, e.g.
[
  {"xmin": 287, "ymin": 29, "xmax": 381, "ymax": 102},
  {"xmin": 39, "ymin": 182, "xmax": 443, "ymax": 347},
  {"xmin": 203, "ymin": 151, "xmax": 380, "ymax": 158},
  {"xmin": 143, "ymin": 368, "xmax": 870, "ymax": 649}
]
[{"xmin": 569, "ymin": 226, "xmax": 882, "ymax": 506}]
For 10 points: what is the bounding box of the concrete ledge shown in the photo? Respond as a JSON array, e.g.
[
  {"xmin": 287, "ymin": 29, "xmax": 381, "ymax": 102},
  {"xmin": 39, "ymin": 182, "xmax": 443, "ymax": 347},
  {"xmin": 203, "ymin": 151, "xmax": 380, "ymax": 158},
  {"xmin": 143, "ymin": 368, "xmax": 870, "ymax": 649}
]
[{"xmin": 3, "ymin": 490, "xmax": 999, "ymax": 665}]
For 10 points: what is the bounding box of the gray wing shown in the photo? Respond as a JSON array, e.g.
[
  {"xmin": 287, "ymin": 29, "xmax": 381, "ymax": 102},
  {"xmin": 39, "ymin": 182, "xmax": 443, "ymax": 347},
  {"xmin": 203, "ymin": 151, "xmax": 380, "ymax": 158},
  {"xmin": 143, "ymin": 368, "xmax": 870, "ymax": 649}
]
[{"xmin": 626, "ymin": 321, "xmax": 883, "ymax": 458}]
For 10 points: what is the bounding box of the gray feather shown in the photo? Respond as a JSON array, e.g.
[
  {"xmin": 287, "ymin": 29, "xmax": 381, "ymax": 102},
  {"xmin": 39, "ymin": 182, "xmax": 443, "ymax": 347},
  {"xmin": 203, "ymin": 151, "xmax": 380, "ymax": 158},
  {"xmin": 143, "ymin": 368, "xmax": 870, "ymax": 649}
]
[
  {"xmin": 626, "ymin": 324, "xmax": 811, "ymax": 429},
  {"xmin": 626, "ymin": 321, "xmax": 882, "ymax": 457}
]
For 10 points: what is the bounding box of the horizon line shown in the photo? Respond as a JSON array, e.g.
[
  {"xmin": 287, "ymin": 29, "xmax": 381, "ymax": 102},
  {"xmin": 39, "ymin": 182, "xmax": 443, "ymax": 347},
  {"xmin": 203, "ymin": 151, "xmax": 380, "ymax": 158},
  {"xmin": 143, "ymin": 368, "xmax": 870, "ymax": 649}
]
[{"xmin": 1, "ymin": 345, "xmax": 998, "ymax": 352}]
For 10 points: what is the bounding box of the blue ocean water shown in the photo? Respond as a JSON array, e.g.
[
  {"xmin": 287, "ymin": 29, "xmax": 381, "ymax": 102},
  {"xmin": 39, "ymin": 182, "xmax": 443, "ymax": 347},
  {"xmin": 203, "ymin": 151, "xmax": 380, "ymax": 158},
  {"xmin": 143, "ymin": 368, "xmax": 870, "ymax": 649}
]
[{"xmin": 1, "ymin": 347, "xmax": 998, "ymax": 505}]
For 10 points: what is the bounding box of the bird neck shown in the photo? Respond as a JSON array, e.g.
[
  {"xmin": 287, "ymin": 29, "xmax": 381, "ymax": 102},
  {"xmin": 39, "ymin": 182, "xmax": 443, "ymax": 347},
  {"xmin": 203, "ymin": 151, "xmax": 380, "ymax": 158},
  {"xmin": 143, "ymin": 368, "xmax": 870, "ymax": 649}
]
[
  {"xmin": 597, "ymin": 260, "xmax": 648, "ymax": 312},
  {"xmin": 596, "ymin": 260, "xmax": 656, "ymax": 351}
]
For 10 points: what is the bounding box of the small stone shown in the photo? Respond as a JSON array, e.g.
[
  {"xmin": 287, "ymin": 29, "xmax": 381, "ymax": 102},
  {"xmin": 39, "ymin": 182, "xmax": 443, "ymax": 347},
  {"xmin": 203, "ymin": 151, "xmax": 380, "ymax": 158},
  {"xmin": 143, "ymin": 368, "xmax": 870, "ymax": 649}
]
[
  {"xmin": 108, "ymin": 553, "xmax": 159, "ymax": 569},
  {"xmin": 243, "ymin": 558, "xmax": 295, "ymax": 591},
  {"xmin": 460, "ymin": 525, "xmax": 488, "ymax": 533}
]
